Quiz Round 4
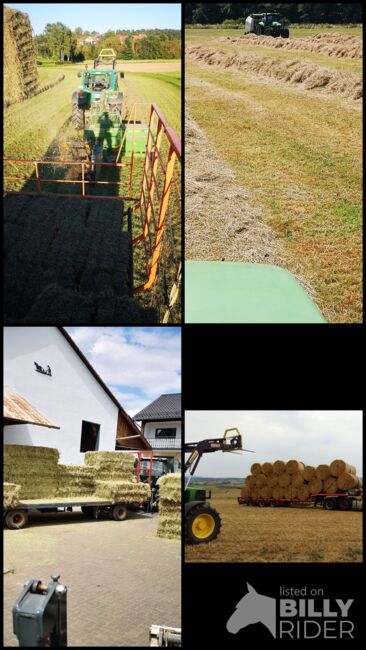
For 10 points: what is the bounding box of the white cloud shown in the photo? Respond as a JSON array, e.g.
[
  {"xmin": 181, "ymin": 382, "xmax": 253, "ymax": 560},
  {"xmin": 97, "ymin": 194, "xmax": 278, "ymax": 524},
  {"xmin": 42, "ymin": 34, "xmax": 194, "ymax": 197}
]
[
  {"xmin": 66, "ymin": 327, "xmax": 181, "ymax": 410},
  {"xmin": 185, "ymin": 411, "xmax": 363, "ymax": 478}
]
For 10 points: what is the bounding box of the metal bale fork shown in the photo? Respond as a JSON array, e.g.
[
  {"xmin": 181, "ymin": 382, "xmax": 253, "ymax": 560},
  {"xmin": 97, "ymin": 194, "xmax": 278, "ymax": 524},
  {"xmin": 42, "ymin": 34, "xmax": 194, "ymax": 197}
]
[
  {"xmin": 149, "ymin": 624, "xmax": 181, "ymax": 647},
  {"xmin": 13, "ymin": 573, "xmax": 67, "ymax": 646}
]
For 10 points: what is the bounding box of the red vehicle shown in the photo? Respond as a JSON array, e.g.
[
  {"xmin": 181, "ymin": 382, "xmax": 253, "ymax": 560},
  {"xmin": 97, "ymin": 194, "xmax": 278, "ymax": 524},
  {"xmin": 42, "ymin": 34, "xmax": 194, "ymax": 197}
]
[{"xmin": 238, "ymin": 492, "xmax": 362, "ymax": 511}]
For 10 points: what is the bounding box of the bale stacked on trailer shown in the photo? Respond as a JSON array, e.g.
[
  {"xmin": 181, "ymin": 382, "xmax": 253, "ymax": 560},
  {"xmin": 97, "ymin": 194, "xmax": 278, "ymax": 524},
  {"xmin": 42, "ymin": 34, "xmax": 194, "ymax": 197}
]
[
  {"xmin": 4, "ymin": 482, "xmax": 21, "ymax": 508},
  {"xmin": 95, "ymin": 480, "xmax": 150, "ymax": 503},
  {"xmin": 156, "ymin": 473, "xmax": 181, "ymax": 539},
  {"xmin": 57, "ymin": 465, "xmax": 96, "ymax": 497},
  {"xmin": 242, "ymin": 458, "xmax": 360, "ymax": 500},
  {"xmin": 3, "ymin": 445, "xmax": 59, "ymax": 498},
  {"xmin": 85, "ymin": 451, "xmax": 149, "ymax": 504},
  {"xmin": 4, "ymin": 6, "xmax": 38, "ymax": 106},
  {"xmin": 85, "ymin": 451, "xmax": 135, "ymax": 480}
]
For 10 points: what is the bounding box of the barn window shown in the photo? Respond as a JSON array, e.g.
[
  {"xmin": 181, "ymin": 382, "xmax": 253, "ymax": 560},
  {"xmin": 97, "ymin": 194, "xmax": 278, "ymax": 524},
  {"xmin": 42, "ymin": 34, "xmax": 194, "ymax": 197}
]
[
  {"xmin": 80, "ymin": 421, "xmax": 100, "ymax": 452},
  {"xmin": 155, "ymin": 428, "xmax": 176, "ymax": 438}
]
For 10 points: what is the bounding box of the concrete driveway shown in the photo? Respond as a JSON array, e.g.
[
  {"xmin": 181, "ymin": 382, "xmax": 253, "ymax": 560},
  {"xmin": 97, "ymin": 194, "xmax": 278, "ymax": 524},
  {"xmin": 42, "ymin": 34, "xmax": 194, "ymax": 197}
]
[{"xmin": 4, "ymin": 509, "xmax": 181, "ymax": 646}]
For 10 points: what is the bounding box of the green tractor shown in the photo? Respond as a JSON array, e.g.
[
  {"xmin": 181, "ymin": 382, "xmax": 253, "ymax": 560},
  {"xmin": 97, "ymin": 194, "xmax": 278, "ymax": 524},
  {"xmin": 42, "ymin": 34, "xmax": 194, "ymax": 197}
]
[
  {"xmin": 72, "ymin": 49, "xmax": 124, "ymax": 131},
  {"xmin": 72, "ymin": 49, "xmax": 150, "ymax": 178},
  {"xmin": 184, "ymin": 429, "xmax": 254, "ymax": 543},
  {"xmin": 245, "ymin": 13, "xmax": 290, "ymax": 38}
]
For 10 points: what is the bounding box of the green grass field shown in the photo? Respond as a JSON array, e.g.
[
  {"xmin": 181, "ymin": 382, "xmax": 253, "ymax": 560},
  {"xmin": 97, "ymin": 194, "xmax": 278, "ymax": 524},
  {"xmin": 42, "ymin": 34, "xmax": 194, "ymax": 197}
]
[{"xmin": 185, "ymin": 28, "xmax": 362, "ymax": 323}]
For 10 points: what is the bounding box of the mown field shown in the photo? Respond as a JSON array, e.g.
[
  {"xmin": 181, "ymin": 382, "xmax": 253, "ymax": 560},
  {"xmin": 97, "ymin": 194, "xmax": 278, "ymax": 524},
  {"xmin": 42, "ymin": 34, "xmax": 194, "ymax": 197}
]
[
  {"xmin": 4, "ymin": 61, "xmax": 181, "ymax": 158},
  {"xmin": 185, "ymin": 27, "xmax": 362, "ymax": 323},
  {"xmin": 185, "ymin": 485, "xmax": 363, "ymax": 563}
]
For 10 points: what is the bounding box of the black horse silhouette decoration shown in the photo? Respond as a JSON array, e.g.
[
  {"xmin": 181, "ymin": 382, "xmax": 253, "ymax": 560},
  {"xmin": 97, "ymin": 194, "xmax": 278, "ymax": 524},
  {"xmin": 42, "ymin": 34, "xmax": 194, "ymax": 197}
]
[{"xmin": 34, "ymin": 362, "xmax": 52, "ymax": 376}]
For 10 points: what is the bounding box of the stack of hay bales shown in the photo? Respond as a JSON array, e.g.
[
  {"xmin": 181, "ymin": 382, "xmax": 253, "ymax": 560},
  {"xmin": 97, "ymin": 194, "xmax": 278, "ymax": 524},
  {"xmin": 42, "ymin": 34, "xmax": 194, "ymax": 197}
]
[
  {"xmin": 85, "ymin": 451, "xmax": 150, "ymax": 504},
  {"xmin": 4, "ymin": 6, "xmax": 38, "ymax": 106},
  {"xmin": 57, "ymin": 465, "xmax": 96, "ymax": 497},
  {"xmin": 241, "ymin": 459, "xmax": 360, "ymax": 500},
  {"xmin": 156, "ymin": 473, "xmax": 181, "ymax": 539},
  {"xmin": 4, "ymin": 445, "xmax": 59, "ymax": 499},
  {"xmin": 4, "ymin": 482, "xmax": 21, "ymax": 508}
]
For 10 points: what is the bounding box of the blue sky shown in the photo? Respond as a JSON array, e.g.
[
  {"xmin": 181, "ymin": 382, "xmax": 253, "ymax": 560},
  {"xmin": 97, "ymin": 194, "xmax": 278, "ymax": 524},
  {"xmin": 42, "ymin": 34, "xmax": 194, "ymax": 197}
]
[
  {"xmin": 66, "ymin": 327, "xmax": 181, "ymax": 417},
  {"xmin": 6, "ymin": 3, "xmax": 181, "ymax": 34}
]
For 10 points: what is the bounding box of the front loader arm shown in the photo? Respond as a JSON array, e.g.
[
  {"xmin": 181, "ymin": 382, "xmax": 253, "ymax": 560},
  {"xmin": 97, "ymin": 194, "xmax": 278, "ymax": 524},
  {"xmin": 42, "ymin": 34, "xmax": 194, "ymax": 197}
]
[{"xmin": 184, "ymin": 428, "xmax": 244, "ymax": 476}]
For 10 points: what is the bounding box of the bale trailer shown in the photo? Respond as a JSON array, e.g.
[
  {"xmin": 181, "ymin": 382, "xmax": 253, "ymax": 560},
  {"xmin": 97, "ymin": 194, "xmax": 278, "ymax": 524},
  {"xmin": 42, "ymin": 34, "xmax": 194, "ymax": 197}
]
[{"xmin": 238, "ymin": 492, "xmax": 362, "ymax": 511}]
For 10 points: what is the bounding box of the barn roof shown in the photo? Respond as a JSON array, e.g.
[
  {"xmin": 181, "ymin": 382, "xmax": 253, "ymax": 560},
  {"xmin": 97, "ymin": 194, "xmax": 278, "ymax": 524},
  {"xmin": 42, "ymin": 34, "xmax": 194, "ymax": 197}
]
[
  {"xmin": 4, "ymin": 386, "xmax": 60, "ymax": 429},
  {"xmin": 133, "ymin": 393, "xmax": 181, "ymax": 422}
]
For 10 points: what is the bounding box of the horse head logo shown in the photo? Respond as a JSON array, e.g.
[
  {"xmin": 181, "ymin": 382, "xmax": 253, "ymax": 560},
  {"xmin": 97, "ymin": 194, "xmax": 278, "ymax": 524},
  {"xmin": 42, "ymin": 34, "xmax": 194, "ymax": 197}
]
[{"xmin": 227, "ymin": 583, "xmax": 276, "ymax": 638}]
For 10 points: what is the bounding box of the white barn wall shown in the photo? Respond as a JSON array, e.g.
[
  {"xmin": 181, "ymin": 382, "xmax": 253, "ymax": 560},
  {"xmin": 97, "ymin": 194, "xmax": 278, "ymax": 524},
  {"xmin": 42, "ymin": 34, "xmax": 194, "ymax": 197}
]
[{"xmin": 4, "ymin": 327, "xmax": 119, "ymax": 463}]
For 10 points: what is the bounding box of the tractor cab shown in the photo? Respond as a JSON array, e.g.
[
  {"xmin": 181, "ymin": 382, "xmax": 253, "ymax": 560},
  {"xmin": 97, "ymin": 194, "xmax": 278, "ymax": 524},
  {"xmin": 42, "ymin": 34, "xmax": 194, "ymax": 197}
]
[{"xmin": 137, "ymin": 456, "xmax": 177, "ymax": 488}]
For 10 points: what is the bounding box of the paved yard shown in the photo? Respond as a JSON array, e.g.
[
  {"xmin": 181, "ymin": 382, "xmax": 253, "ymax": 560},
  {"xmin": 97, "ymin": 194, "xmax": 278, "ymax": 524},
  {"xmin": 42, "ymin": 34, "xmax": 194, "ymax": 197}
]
[{"xmin": 4, "ymin": 509, "xmax": 181, "ymax": 646}]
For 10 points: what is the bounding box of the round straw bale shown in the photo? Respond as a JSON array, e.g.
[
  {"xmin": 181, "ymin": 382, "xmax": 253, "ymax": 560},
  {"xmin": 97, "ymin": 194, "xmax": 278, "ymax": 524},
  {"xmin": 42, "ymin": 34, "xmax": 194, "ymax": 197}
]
[
  {"xmin": 250, "ymin": 487, "xmax": 259, "ymax": 499},
  {"xmin": 256, "ymin": 473, "xmax": 267, "ymax": 487},
  {"xmin": 251, "ymin": 463, "xmax": 262, "ymax": 476},
  {"xmin": 309, "ymin": 477, "xmax": 323, "ymax": 494},
  {"xmin": 268, "ymin": 474, "xmax": 279, "ymax": 487},
  {"xmin": 259, "ymin": 485, "xmax": 271, "ymax": 498},
  {"xmin": 291, "ymin": 471, "xmax": 306, "ymax": 487},
  {"xmin": 315, "ymin": 464, "xmax": 331, "ymax": 480},
  {"xmin": 298, "ymin": 484, "xmax": 310, "ymax": 500},
  {"xmin": 278, "ymin": 472, "xmax": 291, "ymax": 487},
  {"xmin": 241, "ymin": 486, "xmax": 250, "ymax": 498},
  {"xmin": 284, "ymin": 486, "xmax": 292, "ymax": 499},
  {"xmin": 273, "ymin": 460, "xmax": 285, "ymax": 474},
  {"xmin": 337, "ymin": 472, "xmax": 359, "ymax": 490},
  {"xmin": 323, "ymin": 477, "xmax": 338, "ymax": 493},
  {"xmin": 330, "ymin": 460, "xmax": 356, "ymax": 477},
  {"xmin": 245, "ymin": 475, "xmax": 255, "ymax": 488},
  {"xmin": 303, "ymin": 465, "xmax": 315, "ymax": 481},
  {"xmin": 272, "ymin": 485, "xmax": 281, "ymax": 499},
  {"xmin": 262, "ymin": 462, "xmax": 274, "ymax": 476},
  {"xmin": 286, "ymin": 460, "xmax": 305, "ymax": 474},
  {"xmin": 291, "ymin": 485, "xmax": 299, "ymax": 499}
]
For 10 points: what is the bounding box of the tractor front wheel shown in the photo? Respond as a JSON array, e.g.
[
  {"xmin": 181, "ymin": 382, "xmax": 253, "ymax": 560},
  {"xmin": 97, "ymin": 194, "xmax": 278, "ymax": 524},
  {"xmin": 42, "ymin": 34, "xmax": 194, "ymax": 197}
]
[
  {"xmin": 281, "ymin": 28, "xmax": 290, "ymax": 38},
  {"xmin": 185, "ymin": 505, "xmax": 221, "ymax": 544},
  {"xmin": 72, "ymin": 102, "xmax": 84, "ymax": 130}
]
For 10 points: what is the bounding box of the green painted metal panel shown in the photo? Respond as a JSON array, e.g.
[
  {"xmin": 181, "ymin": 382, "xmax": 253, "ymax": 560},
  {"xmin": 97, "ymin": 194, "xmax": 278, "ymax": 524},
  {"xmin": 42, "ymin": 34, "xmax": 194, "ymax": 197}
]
[{"xmin": 185, "ymin": 261, "xmax": 326, "ymax": 324}]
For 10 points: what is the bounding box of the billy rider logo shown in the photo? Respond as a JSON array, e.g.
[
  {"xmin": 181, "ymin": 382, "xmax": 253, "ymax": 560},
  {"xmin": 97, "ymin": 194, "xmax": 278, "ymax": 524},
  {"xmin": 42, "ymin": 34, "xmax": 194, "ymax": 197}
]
[{"xmin": 226, "ymin": 583, "xmax": 355, "ymax": 639}]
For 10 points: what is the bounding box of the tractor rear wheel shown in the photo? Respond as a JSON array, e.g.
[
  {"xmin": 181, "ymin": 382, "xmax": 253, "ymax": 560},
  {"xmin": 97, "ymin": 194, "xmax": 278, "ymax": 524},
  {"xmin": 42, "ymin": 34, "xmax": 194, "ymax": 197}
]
[
  {"xmin": 185, "ymin": 505, "xmax": 221, "ymax": 544},
  {"xmin": 281, "ymin": 28, "xmax": 290, "ymax": 38},
  {"xmin": 72, "ymin": 102, "xmax": 84, "ymax": 129}
]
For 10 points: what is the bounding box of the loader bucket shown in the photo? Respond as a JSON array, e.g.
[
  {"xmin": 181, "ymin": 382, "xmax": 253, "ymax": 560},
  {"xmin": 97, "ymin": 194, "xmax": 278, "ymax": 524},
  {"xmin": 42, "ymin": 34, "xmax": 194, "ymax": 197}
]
[{"xmin": 185, "ymin": 261, "xmax": 326, "ymax": 323}]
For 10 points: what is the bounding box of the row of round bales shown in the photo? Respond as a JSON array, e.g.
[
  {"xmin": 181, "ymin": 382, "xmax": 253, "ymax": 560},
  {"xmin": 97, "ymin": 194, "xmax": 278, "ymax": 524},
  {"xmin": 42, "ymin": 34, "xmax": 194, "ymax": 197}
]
[{"xmin": 241, "ymin": 460, "xmax": 361, "ymax": 501}]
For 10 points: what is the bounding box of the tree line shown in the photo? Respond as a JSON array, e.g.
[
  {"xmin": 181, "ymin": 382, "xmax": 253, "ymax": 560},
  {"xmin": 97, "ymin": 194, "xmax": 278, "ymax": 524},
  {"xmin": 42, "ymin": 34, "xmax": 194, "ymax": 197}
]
[
  {"xmin": 185, "ymin": 3, "xmax": 363, "ymax": 24},
  {"xmin": 34, "ymin": 24, "xmax": 181, "ymax": 62}
]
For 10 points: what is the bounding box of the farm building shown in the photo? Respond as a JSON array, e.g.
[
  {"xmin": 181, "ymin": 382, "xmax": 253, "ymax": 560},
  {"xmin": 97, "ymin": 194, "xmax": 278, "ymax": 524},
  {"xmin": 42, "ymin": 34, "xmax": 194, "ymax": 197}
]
[
  {"xmin": 4, "ymin": 5, "xmax": 38, "ymax": 106},
  {"xmin": 133, "ymin": 393, "xmax": 181, "ymax": 470},
  {"xmin": 3, "ymin": 327, "xmax": 151, "ymax": 463}
]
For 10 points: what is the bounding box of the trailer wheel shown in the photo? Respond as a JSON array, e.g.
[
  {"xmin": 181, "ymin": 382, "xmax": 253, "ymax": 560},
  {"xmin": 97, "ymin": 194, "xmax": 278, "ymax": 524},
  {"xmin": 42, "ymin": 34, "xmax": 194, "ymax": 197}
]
[
  {"xmin": 258, "ymin": 500, "xmax": 266, "ymax": 507},
  {"xmin": 110, "ymin": 505, "xmax": 128, "ymax": 521},
  {"xmin": 324, "ymin": 498, "xmax": 336, "ymax": 510},
  {"xmin": 269, "ymin": 501, "xmax": 277, "ymax": 507},
  {"xmin": 5, "ymin": 509, "xmax": 28, "ymax": 529},
  {"xmin": 338, "ymin": 497, "xmax": 351, "ymax": 511}
]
